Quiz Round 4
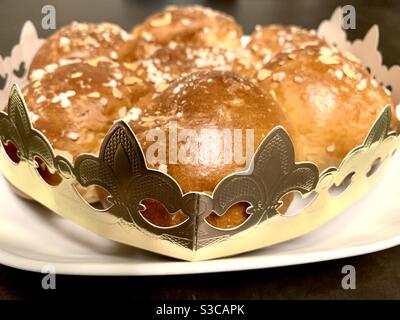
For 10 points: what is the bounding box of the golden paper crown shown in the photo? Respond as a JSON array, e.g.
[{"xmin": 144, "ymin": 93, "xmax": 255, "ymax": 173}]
[
  {"xmin": 0, "ymin": 84, "xmax": 398, "ymax": 261},
  {"xmin": 0, "ymin": 8, "xmax": 399, "ymax": 260}
]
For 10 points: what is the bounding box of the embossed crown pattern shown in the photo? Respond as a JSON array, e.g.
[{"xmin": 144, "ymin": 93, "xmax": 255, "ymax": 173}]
[
  {"xmin": 0, "ymin": 84, "xmax": 398, "ymax": 260},
  {"xmin": 0, "ymin": 8, "xmax": 399, "ymax": 260}
]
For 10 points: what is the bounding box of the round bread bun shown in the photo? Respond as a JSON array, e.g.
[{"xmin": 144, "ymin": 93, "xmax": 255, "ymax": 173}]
[
  {"xmin": 126, "ymin": 71, "xmax": 302, "ymax": 228},
  {"xmin": 246, "ymin": 25, "xmax": 327, "ymax": 67},
  {"xmin": 29, "ymin": 22, "xmax": 130, "ymax": 78},
  {"xmin": 254, "ymin": 44, "xmax": 396, "ymax": 170},
  {"xmin": 119, "ymin": 5, "xmax": 243, "ymax": 61},
  {"xmin": 124, "ymin": 43, "xmax": 254, "ymax": 93},
  {"xmin": 23, "ymin": 58, "xmax": 150, "ymax": 161}
]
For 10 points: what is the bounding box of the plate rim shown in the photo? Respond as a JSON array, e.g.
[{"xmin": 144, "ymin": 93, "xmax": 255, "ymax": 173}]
[
  {"xmin": 1, "ymin": 234, "xmax": 399, "ymax": 276},
  {"xmin": 1, "ymin": 148, "xmax": 400, "ymax": 276}
]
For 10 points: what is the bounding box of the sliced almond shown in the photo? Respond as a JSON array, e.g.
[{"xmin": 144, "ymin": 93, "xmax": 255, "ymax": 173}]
[
  {"xmin": 100, "ymin": 97, "xmax": 108, "ymax": 106},
  {"xmin": 118, "ymin": 106, "xmax": 127, "ymax": 118},
  {"xmin": 318, "ymin": 55, "xmax": 340, "ymax": 65},
  {"xmin": 150, "ymin": 13, "xmax": 172, "ymax": 27},
  {"xmin": 110, "ymin": 51, "xmax": 118, "ymax": 60},
  {"xmin": 371, "ymin": 78, "xmax": 379, "ymax": 88},
  {"xmin": 59, "ymin": 36, "xmax": 70, "ymax": 46},
  {"xmin": 35, "ymin": 95, "xmax": 46, "ymax": 104},
  {"xmin": 86, "ymin": 57, "xmax": 105, "ymax": 67},
  {"xmin": 269, "ymin": 89, "xmax": 277, "ymax": 101},
  {"xmin": 28, "ymin": 111, "xmax": 39, "ymax": 124},
  {"xmin": 181, "ymin": 18, "xmax": 191, "ymax": 26},
  {"xmin": 123, "ymin": 62, "xmax": 138, "ymax": 71},
  {"xmin": 156, "ymin": 82, "xmax": 169, "ymax": 92},
  {"xmin": 88, "ymin": 92, "xmax": 101, "ymax": 98},
  {"xmin": 326, "ymin": 144, "xmax": 336, "ymax": 153},
  {"xmin": 123, "ymin": 76, "xmax": 142, "ymax": 86},
  {"xmin": 294, "ymin": 76, "xmax": 303, "ymax": 83},
  {"xmin": 30, "ymin": 69, "xmax": 46, "ymax": 81},
  {"xmin": 334, "ymin": 69, "xmax": 344, "ymax": 80},
  {"xmin": 319, "ymin": 46, "xmax": 333, "ymax": 56},
  {"xmin": 44, "ymin": 63, "xmax": 58, "ymax": 73},
  {"xmin": 71, "ymin": 72, "xmax": 83, "ymax": 79},
  {"xmin": 272, "ymin": 72, "xmax": 286, "ymax": 82},
  {"xmin": 112, "ymin": 87, "xmax": 123, "ymax": 99},
  {"xmin": 257, "ymin": 69, "xmax": 272, "ymax": 81},
  {"xmin": 123, "ymin": 107, "xmax": 142, "ymax": 122},
  {"xmin": 66, "ymin": 132, "xmax": 80, "ymax": 141},
  {"xmin": 356, "ymin": 79, "xmax": 367, "ymax": 91},
  {"xmin": 342, "ymin": 64, "xmax": 356, "ymax": 79}
]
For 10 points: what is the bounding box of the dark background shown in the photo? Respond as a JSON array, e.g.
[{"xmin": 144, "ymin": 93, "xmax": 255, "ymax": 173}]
[{"xmin": 0, "ymin": 0, "xmax": 400, "ymax": 299}]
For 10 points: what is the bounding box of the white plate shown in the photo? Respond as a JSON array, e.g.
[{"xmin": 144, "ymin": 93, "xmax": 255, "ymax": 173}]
[{"xmin": 1, "ymin": 151, "xmax": 400, "ymax": 276}]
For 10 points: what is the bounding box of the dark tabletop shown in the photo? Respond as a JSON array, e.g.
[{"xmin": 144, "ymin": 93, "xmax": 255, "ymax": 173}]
[{"xmin": 0, "ymin": 0, "xmax": 400, "ymax": 300}]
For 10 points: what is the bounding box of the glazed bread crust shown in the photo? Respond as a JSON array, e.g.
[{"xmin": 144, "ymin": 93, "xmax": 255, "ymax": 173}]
[
  {"xmin": 125, "ymin": 42, "xmax": 254, "ymax": 94},
  {"xmin": 29, "ymin": 22, "xmax": 130, "ymax": 79},
  {"xmin": 119, "ymin": 5, "xmax": 243, "ymax": 61},
  {"xmin": 247, "ymin": 24, "xmax": 327, "ymax": 66},
  {"xmin": 254, "ymin": 44, "xmax": 395, "ymax": 170},
  {"xmin": 23, "ymin": 58, "xmax": 149, "ymax": 160},
  {"xmin": 129, "ymin": 71, "xmax": 301, "ymax": 228}
]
